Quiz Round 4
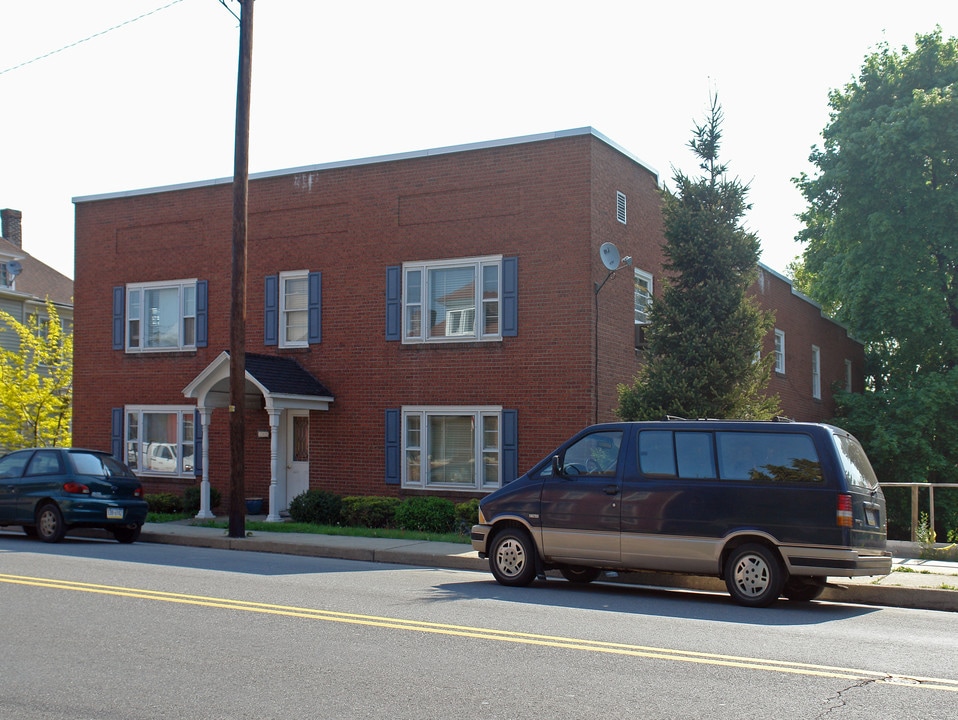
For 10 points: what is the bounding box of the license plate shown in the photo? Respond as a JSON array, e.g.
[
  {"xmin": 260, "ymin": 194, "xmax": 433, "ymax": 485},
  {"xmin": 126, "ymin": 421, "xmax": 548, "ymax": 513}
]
[
  {"xmin": 106, "ymin": 507, "xmax": 124, "ymax": 520},
  {"xmin": 865, "ymin": 509, "xmax": 879, "ymax": 526}
]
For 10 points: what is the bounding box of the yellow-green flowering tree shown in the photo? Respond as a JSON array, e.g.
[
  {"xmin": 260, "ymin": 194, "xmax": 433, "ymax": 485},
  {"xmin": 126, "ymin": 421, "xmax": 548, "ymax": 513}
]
[{"xmin": 0, "ymin": 300, "xmax": 72, "ymax": 449}]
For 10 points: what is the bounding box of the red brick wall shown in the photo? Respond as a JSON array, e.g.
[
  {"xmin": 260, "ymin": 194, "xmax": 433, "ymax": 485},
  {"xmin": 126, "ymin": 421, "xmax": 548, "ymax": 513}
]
[{"xmin": 753, "ymin": 267, "xmax": 864, "ymax": 422}]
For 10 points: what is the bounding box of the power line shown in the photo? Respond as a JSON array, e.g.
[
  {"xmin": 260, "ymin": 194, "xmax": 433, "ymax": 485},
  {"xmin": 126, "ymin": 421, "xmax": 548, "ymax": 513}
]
[{"xmin": 0, "ymin": 0, "xmax": 187, "ymax": 77}]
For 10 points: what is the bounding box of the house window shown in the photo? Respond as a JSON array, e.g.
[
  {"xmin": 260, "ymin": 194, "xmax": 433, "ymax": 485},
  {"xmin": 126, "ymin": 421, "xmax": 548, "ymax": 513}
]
[
  {"xmin": 401, "ymin": 406, "xmax": 502, "ymax": 490},
  {"xmin": 403, "ymin": 256, "xmax": 502, "ymax": 343},
  {"xmin": 774, "ymin": 329, "xmax": 785, "ymax": 374},
  {"xmin": 845, "ymin": 359, "xmax": 853, "ymax": 392},
  {"xmin": 126, "ymin": 280, "xmax": 197, "ymax": 352},
  {"xmin": 125, "ymin": 406, "xmax": 195, "ymax": 477},
  {"xmin": 280, "ymin": 271, "xmax": 308, "ymax": 347},
  {"xmin": 0, "ymin": 263, "xmax": 9, "ymax": 287},
  {"xmin": 634, "ymin": 268, "xmax": 653, "ymax": 324},
  {"xmin": 812, "ymin": 345, "xmax": 821, "ymax": 399},
  {"xmin": 616, "ymin": 191, "xmax": 627, "ymax": 224}
]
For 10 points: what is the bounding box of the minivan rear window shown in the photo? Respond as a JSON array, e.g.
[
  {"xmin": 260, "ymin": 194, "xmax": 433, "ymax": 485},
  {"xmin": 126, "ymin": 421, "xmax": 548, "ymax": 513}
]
[
  {"xmin": 833, "ymin": 434, "xmax": 880, "ymax": 490},
  {"xmin": 716, "ymin": 432, "xmax": 822, "ymax": 483}
]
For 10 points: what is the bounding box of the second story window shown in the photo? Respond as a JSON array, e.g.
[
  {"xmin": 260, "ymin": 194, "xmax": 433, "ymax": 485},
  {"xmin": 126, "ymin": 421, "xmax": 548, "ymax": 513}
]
[
  {"xmin": 774, "ymin": 329, "xmax": 786, "ymax": 374},
  {"xmin": 280, "ymin": 271, "xmax": 308, "ymax": 347},
  {"xmin": 812, "ymin": 345, "xmax": 822, "ymax": 400},
  {"xmin": 403, "ymin": 256, "xmax": 502, "ymax": 343},
  {"xmin": 634, "ymin": 269, "xmax": 653, "ymax": 324},
  {"xmin": 126, "ymin": 279, "xmax": 198, "ymax": 352}
]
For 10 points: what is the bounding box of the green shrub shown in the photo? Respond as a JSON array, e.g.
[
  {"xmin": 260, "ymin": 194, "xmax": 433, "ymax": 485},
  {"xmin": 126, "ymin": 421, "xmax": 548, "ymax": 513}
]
[
  {"xmin": 454, "ymin": 498, "xmax": 480, "ymax": 534},
  {"xmin": 146, "ymin": 493, "xmax": 183, "ymax": 514},
  {"xmin": 183, "ymin": 485, "xmax": 221, "ymax": 515},
  {"xmin": 289, "ymin": 489, "xmax": 342, "ymax": 525},
  {"xmin": 341, "ymin": 496, "xmax": 401, "ymax": 528},
  {"xmin": 394, "ymin": 496, "xmax": 456, "ymax": 534}
]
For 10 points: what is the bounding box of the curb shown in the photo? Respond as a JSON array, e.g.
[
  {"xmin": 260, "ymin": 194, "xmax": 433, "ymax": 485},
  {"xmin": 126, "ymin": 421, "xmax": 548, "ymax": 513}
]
[{"xmin": 138, "ymin": 527, "xmax": 958, "ymax": 612}]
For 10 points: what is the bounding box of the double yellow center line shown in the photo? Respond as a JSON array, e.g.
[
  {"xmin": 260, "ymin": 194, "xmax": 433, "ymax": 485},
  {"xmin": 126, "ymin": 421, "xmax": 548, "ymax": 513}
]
[{"xmin": 2, "ymin": 572, "xmax": 956, "ymax": 693}]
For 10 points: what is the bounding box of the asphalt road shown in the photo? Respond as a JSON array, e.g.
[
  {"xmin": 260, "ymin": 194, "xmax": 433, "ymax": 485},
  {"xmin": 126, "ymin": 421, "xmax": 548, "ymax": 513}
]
[{"xmin": 1, "ymin": 535, "xmax": 957, "ymax": 720}]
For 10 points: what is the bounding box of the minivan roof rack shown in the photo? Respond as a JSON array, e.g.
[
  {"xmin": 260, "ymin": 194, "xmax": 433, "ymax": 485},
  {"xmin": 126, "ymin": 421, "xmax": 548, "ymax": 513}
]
[
  {"xmin": 664, "ymin": 415, "xmax": 687, "ymax": 421},
  {"xmin": 772, "ymin": 416, "xmax": 794, "ymax": 423}
]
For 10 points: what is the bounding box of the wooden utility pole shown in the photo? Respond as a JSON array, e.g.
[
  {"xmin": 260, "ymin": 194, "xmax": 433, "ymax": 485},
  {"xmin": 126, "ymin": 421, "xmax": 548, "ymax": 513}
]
[{"xmin": 228, "ymin": 0, "xmax": 254, "ymax": 538}]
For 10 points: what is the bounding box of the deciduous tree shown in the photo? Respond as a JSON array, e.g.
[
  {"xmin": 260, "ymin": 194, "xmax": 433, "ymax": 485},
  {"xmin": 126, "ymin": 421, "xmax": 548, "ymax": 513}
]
[{"xmin": 0, "ymin": 301, "xmax": 72, "ymax": 449}]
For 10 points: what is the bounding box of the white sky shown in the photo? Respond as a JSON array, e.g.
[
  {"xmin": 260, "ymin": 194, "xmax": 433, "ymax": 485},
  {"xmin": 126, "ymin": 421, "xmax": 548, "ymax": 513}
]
[{"xmin": 2, "ymin": 0, "xmax": 957, "ymax": 280}]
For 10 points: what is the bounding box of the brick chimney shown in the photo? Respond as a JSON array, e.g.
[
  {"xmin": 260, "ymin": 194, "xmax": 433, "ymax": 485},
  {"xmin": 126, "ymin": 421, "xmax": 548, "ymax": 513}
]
[{"xmin": 1, "ymin": 209, "xmax": 22, "ymax": 248}]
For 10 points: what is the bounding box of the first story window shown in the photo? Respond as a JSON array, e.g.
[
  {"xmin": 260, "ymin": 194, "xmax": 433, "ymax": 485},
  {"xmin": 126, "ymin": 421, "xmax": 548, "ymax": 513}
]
[
  {"xmin": 845, "ymin": 359, "xmax": 853, "ymax": 392},
  {"xmin": 403, "ymin": 256, "xmax": 502, "ymax": 343},
  {"xmin": 126, "ymin": 279, "xmax": 197, "ymax": 352},
  {"xmin": 125, "ymin": 406, "xmax": 195, "ymax": 477},
  {"xmin": 402, "ymin": 406, "xmax": 502, "ymax": 490}
]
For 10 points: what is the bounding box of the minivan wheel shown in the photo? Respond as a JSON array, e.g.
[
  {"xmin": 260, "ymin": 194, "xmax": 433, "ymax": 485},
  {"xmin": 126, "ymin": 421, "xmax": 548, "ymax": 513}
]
[
  {"xmin": 783, "ymin": 576, "xmax": 826, "ymax": 602},
  {"xmin": 724, "ymin": 543, "xmax": 785, "ymax": 608},
  {"xmin": 36, "ymin": 503, "xmax": 67, "ymax": 543},
  {"xmin": 560, "ymin": 566, "xmax": 602, "ymax": 584},
  {"xmin": 489, "ymin": 528, "xmax": 538, "ymax": 587}
]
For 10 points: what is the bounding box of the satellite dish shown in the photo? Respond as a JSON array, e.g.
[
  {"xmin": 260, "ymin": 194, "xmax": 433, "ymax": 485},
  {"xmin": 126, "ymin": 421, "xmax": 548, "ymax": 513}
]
[
  {"xmin": 599, "ymin": 242, "xmax": 621, "ymax": 271},
  {"xmin": 6, "ymin": 261, "xmax": 22, "ymax": 278}
]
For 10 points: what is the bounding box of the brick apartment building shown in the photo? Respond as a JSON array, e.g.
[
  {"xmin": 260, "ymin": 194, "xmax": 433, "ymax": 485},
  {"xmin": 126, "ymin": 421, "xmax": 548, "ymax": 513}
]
[{"xmin": 71, "ymin": 128, "xmax": 863, "ymax": 517}]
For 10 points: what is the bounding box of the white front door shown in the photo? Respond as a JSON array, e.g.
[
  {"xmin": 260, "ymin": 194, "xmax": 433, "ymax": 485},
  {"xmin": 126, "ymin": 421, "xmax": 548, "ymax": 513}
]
[{"xmin": 286, "ymin": 411, "xmax": 310, "ymax": 506}]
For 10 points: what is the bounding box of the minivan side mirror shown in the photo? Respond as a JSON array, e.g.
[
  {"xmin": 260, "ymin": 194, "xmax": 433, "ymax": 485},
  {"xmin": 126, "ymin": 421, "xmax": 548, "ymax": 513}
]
[{"xmin": 552, "ymin": 455, "xmax": 567, "ymax": 478}]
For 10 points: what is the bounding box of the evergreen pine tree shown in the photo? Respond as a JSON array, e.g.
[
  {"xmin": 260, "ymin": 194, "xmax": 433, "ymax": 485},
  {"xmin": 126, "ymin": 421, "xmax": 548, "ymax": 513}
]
[{"xmin": 618, "ymin": 96, "xmax": 779, "ymax": 420}]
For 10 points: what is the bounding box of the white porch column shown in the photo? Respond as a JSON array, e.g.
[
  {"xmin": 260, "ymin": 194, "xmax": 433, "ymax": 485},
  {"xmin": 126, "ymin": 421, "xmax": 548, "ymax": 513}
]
[
  {"xmin": 266, "ymin": 409, "xmax": 283, "ymax": 522},
  {"xmin": 195, "ymin": 408, "xmax": 214, "ymax": 519}
]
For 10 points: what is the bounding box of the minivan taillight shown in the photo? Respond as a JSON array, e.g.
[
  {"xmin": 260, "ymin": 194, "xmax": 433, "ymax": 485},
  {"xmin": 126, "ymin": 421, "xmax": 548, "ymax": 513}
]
[
  {"xmin": 837, "ymin": 494, "xmax": 853, "ymax": 527},
  {"xmin": 63, "ymin": 482, "xmax": 91, "ymax": 495}
]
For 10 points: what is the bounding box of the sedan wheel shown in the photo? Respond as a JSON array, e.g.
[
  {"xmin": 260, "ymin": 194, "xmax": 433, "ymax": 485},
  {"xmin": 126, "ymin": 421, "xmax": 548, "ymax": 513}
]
[
  {"xmin": 36, "ymin": 504, "xmax": 67, "ymax": 543},
  {"xmin": 112, "ymin": 525, "xmax": 142, "ymax": 544},
  {"xmin": 489, "ymin": 528, "xmax": 537, "ymax": 587},
  {"xmin": 724, "ymin": 543, "xmax": 785, "ymax": 607}
]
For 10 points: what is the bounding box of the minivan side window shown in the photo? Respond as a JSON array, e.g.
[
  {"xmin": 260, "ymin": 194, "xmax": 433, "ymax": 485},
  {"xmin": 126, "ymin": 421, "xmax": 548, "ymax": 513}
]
[
  {"xmin": 715, "ymin": 432, "xmax": 822, "ymax": 483},
  {"xmin": 638, "ymin": 431, "xmax": 716, "ymax": 479},
  {"xmin": 559, "ymin": 431, "xmax": 623, "ymax": 476}
]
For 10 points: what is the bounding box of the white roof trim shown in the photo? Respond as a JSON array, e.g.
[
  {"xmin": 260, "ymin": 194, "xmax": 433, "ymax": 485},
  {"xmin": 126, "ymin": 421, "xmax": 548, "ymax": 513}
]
[{"xmin": 73, "ymin": 128, "xmax": 659, "ymax": 205}]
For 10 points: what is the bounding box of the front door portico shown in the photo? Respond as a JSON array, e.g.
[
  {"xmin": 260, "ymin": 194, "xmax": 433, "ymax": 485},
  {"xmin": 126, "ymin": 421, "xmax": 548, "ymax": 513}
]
[{"xmin": 182, "ymin": 351, "xmax": 334, "ymax": 521}]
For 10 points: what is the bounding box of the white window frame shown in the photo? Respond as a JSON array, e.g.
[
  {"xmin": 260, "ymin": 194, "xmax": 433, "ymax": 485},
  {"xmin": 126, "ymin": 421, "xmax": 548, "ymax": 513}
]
[
  {"xmin": 125, "ymin": 405, "xmax": 195, "ymax": 477},
  {"xmin": 401, "ymin": 406, "xmax": 503, "ymax": 491},
  {"xmin": 812, "ymin": 345, "xmax": 822, "ymax": 400},
  {"xmin": 616, "ymin": 191, "xmax": 627, "ymax": 224},
  {"xmin": 279, "ymin": 270, "xmax": 309, "ymax": 348},
  {"xmin": 634, "ymin": 268, "xmax": 653, "ymax": 324},
  {"xmin": 402, "ymin": 256, "xmax": 503, "ymax": 344},
  {"xmin": 126, "ymin": 279, "xmax": 197, "ymax": 353},
  {"xmin": 774, "ymin": 329, "xmax": 786, "ymax": 374}
]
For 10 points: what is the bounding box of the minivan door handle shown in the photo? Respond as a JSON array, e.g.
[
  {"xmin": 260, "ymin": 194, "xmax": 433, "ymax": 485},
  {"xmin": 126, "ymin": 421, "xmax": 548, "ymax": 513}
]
[{"xmin": 603, "ymin": 485, "xmax": 619, "ymax": 496}]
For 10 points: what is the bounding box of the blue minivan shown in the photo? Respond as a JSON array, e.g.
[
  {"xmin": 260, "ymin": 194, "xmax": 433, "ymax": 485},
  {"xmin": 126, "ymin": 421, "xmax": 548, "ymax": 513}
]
[{"xmin": 471, "ymin": 420, "xmax": 891, "ymax": 607}]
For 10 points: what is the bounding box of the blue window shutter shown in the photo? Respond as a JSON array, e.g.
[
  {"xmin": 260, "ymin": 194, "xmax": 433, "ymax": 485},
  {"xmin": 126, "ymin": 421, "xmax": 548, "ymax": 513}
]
[
  {"xmin": 385, "ymin": 266, "xmax": 401, "ymax": 341},
  {"xmin": 111, "ymin": 408, "xmax": 123, "ymax": 462},
  {"xmin": 502, "ymin": 256, "xmax": 518, "ymax": 337},
  {"xmin": 502, "ymin": 409, "xmax": 518, "ymax": 483},
  {"xmin": 196, "ymin": 280, "xmax": 208, "ymax": 348},
  {"xmin": 193, "ymin": 409, "xmax": 203, "ymax": 477},
  {"xmin": 385, "ymin": 408, "xmax": 400, "ymax": 485},
  {"xmin": 112, "ymin": 287, "xmax": 125, "ymax": 350},
  {"xmin": 308, "ymin": 271, "xmax": 322, "ymax": 344},
  {"xmin": 264, "ymin": 274, "xmax": 279, "ymax": 346}
]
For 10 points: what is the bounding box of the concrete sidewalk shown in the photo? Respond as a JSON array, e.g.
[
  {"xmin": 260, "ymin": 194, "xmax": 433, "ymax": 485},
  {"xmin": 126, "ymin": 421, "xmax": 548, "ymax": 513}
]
[{"xmin": 139, "ymin": 519, "xmax": 958, "ymax": 612}]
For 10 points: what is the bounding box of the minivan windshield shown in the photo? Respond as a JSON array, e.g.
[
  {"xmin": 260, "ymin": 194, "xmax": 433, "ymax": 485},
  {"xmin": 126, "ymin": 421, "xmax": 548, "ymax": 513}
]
[{"xmin": 833, "ymin": 434, "xmax": 880, "ymax": 490}]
